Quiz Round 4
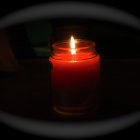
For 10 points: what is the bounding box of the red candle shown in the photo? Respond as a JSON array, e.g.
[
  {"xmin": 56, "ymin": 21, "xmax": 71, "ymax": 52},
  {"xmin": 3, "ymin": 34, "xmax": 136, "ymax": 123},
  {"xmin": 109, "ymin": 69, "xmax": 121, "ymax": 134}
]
[{"xmin": 49, "ymin": 36, "xmax": 100, "ymax": 116}]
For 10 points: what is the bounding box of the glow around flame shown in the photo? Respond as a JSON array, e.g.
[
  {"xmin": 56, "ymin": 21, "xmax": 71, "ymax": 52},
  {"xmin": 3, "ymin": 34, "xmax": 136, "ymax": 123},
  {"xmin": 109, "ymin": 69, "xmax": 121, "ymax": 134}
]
[{"xmin": 70, "ymin": 36, "xmax": 76, "ymax": 55}]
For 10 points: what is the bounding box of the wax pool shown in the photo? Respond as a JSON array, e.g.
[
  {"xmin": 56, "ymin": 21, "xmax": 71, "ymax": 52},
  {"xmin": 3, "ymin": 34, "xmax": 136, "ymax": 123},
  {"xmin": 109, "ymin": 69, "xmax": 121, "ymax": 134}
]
[{"xmin": 49, "ymin": 40, "xmax": 100, "ymax": 115}]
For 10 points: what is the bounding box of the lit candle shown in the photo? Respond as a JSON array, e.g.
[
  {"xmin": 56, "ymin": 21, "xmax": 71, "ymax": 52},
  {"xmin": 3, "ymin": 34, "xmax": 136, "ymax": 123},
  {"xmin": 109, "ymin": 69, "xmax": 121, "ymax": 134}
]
[{"xmin": 49, "ymin": 36, "xmax": 100, "ymax": 116}]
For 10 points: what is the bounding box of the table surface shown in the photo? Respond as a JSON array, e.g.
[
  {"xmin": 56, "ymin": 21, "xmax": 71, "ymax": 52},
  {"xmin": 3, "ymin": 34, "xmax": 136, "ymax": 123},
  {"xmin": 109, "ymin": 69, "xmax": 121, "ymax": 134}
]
[
  {"xmin": 0, "ymin": 58, "xmax": 140, "ymax": 139},
  {"xmin": 0, "ymin": 58, "xmax": 140, "ymax": 122}
]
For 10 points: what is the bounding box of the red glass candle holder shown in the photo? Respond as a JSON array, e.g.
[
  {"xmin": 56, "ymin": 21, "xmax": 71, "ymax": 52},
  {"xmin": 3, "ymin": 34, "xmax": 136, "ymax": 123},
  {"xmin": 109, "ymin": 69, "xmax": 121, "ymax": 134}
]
[{"xmin": 49, "ymin": 39, "xmax": 100, "ymax": 116}]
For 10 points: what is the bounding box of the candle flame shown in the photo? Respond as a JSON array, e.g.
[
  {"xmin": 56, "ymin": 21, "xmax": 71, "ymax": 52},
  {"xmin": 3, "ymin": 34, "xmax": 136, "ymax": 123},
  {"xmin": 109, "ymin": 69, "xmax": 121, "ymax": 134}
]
[{"xmin": 70, "ymin": 36, "xmax": 76, "ymax": 55}]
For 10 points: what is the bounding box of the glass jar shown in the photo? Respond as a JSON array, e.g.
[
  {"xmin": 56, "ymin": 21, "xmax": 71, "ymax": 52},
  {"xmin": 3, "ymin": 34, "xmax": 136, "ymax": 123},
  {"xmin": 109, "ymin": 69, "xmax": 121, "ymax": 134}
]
[{"xmin": 49, "ymin": 39, "xmax": 100, "ymax": 116}]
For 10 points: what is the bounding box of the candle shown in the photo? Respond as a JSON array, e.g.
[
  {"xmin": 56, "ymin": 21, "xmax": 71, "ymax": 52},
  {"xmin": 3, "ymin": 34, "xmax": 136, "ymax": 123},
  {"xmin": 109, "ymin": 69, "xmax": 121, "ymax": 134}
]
[{"xmin": 49, "ymin": 36, "xmax": 100, "ymax": 116}]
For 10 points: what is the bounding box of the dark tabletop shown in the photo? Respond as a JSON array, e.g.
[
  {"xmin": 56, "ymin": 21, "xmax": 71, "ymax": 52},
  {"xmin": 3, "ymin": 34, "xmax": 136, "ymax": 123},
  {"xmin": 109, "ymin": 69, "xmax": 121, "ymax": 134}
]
[{"xmin": 0, "ymin": 58, "xmax": 140, "ymax": 139}]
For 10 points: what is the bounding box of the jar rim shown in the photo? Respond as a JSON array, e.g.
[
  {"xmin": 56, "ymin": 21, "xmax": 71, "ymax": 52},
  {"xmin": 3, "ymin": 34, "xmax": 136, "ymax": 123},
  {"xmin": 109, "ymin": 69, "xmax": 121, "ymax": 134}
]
[
  {"xmin": 52, "ymin": 39, "xmax": 96, "ymax": 50},
  {"xmin": 50, "ymin": 39, "xmax": 97, "ymax": 61}
]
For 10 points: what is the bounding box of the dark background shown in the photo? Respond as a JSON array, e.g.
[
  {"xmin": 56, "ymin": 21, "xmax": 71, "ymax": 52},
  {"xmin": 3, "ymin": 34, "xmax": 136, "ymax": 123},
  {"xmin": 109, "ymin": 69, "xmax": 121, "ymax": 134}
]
[
  {"xmin": 0, "ymin": 0, "xmax": 140, "ymax": 18},
  {"xmin": 0, "ymin": 1, "xmax": 140, "ymax": 139},
  {"xmin": 1, "ymin": 0, "xmax": 140, "ymax": 59}
]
